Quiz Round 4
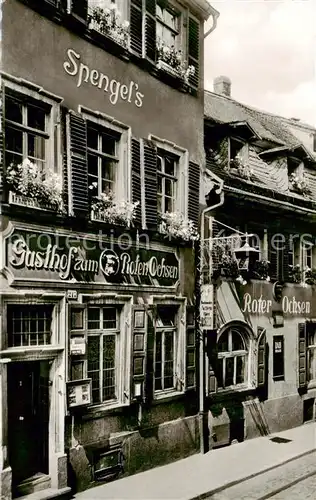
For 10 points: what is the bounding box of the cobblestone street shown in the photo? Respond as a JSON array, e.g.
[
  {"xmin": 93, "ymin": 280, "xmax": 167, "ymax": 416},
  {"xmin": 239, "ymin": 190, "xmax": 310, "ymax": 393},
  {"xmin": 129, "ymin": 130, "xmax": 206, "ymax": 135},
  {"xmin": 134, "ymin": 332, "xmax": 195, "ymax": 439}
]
[{"xmin": 207, "ymin": 450, "xmax": 316, "ymax": 500}]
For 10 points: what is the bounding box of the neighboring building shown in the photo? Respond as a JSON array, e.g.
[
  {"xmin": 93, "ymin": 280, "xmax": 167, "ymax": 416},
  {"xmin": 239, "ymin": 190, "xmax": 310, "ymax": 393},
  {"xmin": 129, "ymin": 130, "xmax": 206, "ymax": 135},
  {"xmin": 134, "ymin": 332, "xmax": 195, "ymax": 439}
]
[
  {"xmin": 0, "ymin": 1, "xmax": 217, "ymax": 498},
  {"xmin": 202, "ymin": 76, "xmax": 316, "ymax": 449}
]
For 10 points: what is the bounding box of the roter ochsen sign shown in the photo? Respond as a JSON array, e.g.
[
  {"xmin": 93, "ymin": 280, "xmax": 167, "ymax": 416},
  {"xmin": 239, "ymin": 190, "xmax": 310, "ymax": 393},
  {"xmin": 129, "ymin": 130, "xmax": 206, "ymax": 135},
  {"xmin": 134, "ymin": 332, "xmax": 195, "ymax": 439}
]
[{"xmin": 242, "ymin": 292, "xmax": 310, "ymax": 315}]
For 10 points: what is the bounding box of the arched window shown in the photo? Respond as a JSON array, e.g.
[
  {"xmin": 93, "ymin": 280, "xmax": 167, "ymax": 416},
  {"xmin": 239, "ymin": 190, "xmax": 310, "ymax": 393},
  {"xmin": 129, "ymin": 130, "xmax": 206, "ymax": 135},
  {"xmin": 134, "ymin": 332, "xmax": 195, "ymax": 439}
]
[{"xmin": 217, "ymin": 327, "xmax": 248, "ymax": 389}]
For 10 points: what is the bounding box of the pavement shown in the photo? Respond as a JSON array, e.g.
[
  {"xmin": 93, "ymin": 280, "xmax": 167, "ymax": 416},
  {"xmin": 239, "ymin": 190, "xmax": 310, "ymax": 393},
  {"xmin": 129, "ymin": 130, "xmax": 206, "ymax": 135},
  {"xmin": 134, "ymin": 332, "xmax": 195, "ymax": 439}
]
[{"xmin": 74, "ymin": 422, "xmax": 316, "ymax": 500}]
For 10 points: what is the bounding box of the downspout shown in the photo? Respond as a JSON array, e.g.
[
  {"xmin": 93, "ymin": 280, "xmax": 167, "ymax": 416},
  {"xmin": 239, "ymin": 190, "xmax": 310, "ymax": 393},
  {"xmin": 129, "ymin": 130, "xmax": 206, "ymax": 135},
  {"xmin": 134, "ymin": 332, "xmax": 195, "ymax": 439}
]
[
  {"xmin": 204, "ymin": 7, "xmax": 220, "ymax": 39},
  {"xmin": 199, "ymin": 182, "xmax": 224, "ymax": 454}
]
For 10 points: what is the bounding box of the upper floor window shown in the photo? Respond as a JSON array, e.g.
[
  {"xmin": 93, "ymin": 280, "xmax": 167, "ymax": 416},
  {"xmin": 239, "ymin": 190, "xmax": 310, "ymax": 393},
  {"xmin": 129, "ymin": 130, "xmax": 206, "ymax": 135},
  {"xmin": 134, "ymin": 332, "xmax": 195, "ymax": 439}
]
[
  {"xmin": 157, "ymin": 151, "xmax": 178, "ymax": 214},
  {"xmin": 156, "ymin": 2, "xmax": 180, "ymax": 48},
  {"xmin": 87, "ymin": 123, "xmax": 120, "ymax": 197},
  {"xmin": 5, "ymin": 90, "xmax": 49, "ymax": 173}
]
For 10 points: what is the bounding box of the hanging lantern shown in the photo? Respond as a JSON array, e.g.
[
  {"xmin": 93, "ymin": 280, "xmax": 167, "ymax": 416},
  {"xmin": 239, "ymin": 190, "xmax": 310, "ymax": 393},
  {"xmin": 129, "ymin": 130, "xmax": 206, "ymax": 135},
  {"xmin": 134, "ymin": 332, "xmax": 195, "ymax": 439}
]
[{"xmin": 234, "ymin": 234, "xmax": 260, "ymax": 271}]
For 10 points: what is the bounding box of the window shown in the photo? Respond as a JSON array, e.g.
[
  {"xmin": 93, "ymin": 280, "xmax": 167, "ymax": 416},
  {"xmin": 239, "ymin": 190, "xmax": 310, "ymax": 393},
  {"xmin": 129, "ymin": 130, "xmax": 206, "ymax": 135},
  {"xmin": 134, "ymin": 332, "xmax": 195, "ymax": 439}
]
[
  {"xmin": 307, "ymin": 324, "xmax": 316, "ymax": 382},
  {"xmin": 87, "ymin": 123, "xmax": 120, "ymax": 197},
  {"xmin": 87, "ymin": 307, "xmax": 120, "ymax": 404},
  {"xmin": 156, "ymin": 1, "xmax": 180, "ymax": 48},
  {"xmin": 301, "ymin": 244, "xmax": 313, "ymax": 270},
  {"xmin": 7, "ymin": 305, "xmax": 54, "ymax": 347},
  {"xmin": 157, "ymin": 151, "xmax": 178, "ymax": 213},
  {"xmin": 154, "ymin": 306, "xmax": 178, "ymax": 392},
  {"xmin": 5, "ymin": 89, "xmax": 50, "ymax": 173},
  {"xmin": 217, "ymin": 328, "xmax": 247, "ymax": 389},
  {"xmin": 229, "ymin": 137, "xmax": 246, "ymax": 164}
]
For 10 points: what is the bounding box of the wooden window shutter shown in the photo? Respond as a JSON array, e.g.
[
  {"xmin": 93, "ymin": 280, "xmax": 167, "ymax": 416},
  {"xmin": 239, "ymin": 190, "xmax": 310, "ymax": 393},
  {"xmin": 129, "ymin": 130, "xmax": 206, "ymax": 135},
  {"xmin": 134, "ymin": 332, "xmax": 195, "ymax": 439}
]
[
  {"xmin": 206, "ymin": 329, "xmax": 218, "ymax": 393},
  {"xmin": 130, "ymin": 0, "xmax": 143, "ymax": 57},
  {"xmin": 313, "ymin": 133, "xmax": 316, "ymax": 153},
  {"xmin": 298, "ymin": 323, "xmax": 307, "ymax": 389},
  {"xmin": 281, "ymin": 235, "xmax": 290, "ymax": 283},
  {"xmin": 60, "ymin": 107, "xmax": 69, "ymax": 214},
  {"xmin": 67, "ymin": 112, "xmax": 89, "ymax": 217},
  {"xmin": 188, "ymin": 161, "xmax": 200, "ymax": 226},
  {"xmin": 131, "ymin": 138, "xmax": 142, "ymax": 227},
  {"xmin": 257, "ymin": 329, "xmax": 267, "ymax": 387},
  {"xmin": 131, "ymin": 306, "xmax": 147, "ymax": 401},
  {"xmin": 0, "ymin": 86, "xmax": 3, "ymax": 195},
  {"xmin": 187, "ymin": 15, "xmax": 200, "ymax": 89},
  {"xmin": 268, "ymin": 244, "xmax": 278, "ymax": 282},
  {"xmin": 70, "ymin": 0, "xmax": 88, "ymax": 23},
  {"xmin": 144, "ymin": 310, "xmax": 155, "ymax": 404},
  {"xmin": 145, "ymin": 0, "xmax": 157, "ymax": 62},
  {"xmin": 186, "ymin": 307, "xmax": 196, "ymax": 390},
  {"xmin": 142, "ymin": 138, "xmax": 158, "ymax": 229}
]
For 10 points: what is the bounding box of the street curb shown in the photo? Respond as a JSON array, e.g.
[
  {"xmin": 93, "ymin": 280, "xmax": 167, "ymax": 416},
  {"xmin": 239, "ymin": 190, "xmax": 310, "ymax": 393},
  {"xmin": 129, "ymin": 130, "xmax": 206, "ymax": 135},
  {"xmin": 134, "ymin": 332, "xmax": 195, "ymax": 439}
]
[{"xmin": 188, "ymin": 447, "xmax": 316, "ymax": 500}]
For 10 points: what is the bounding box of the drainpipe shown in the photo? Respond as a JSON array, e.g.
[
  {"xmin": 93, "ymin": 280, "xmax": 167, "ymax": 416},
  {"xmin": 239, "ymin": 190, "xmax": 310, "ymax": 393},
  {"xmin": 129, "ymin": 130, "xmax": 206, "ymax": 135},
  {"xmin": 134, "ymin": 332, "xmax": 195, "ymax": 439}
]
[
  {"xmin": 199, "ymin": 182, "xmax": 224, "ymax": 454},
  {"xmin": 204, "ymin": 7, "xmax": 220, "ymax": 39}
]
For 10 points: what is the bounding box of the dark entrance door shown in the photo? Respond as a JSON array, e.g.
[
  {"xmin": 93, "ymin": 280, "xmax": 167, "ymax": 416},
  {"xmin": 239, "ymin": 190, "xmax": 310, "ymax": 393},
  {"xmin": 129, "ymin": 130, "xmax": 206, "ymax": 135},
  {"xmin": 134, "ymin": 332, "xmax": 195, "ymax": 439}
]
[{"xmin": 8, "ymin": 361, "xmax": 50, "ymax": 492}]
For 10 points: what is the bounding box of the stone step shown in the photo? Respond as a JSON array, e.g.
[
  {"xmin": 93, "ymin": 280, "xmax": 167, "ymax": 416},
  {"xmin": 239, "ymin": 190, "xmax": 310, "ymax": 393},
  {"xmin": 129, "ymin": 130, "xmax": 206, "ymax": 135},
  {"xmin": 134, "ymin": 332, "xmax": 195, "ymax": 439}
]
[{"xmin": 18, "ymin": 487, "xmax": 72, "ymax": 500}]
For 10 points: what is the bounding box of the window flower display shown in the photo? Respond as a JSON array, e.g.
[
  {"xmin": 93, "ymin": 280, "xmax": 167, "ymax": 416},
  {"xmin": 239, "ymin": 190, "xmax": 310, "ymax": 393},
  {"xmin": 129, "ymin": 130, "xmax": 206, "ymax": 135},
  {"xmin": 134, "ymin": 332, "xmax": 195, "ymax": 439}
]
[
  {"xmin": 5, "ymin": 158, "xmax": 64, "ymax": 212},
  {"xmin": 88, "ymin": 2, "xmax": 129, "ymax": 49},
  {"xmin": 90, "ymin": 186, "xmax": 139, "ymax": 226},
  {"xmin": 229, "ymin": 153, "xmax": 254, "ymax": 181},
  {"xmin": 251, "ymin": 259, "xmax": 270, "ymax": 281},
  {"xmin": 289, "ymin": 173, "xmax": 310, "ymax": 196},
  {"xmin": 159, "ymin": 211, "xmax": 199, "ymax": 242},
  {"xmin": 156, "ymin": 41, "xmax": 195, "ymax": 85}
]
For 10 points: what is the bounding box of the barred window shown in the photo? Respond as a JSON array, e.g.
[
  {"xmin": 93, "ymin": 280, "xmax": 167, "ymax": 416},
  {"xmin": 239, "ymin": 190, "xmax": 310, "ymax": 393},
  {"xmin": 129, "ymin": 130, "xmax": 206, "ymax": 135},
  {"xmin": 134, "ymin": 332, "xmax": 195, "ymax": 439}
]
[{"xmin": 7, "ymin": 305, "xmax": 54, "ymax": 347}]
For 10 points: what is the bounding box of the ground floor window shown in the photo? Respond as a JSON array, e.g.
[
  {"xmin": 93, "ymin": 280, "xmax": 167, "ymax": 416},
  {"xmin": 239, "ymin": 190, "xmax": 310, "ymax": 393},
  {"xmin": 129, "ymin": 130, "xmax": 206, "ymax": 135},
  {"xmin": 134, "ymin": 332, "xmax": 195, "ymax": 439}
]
[
  {"xmin": 87, "ymin": 307, "xmax": 120, "ymax": 404},
  {"xmin": 154, "ymin": 306, "xmax": 179, "ymax": 393},
  {"xmin": 307, "ymin": 325, "xmax": 316, "ymax": 382},
  {"xmin": 7, "ymin": 304, "xmax": 54, "ymax": 347},
  {"xmin": 217, "ymin": 328, "xmax": 247, "ymax": 389}
]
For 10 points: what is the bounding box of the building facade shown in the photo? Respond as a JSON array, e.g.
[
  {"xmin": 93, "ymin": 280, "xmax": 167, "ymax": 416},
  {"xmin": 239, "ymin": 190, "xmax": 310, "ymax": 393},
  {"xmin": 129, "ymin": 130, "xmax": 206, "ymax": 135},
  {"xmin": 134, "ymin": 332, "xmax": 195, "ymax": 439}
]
[
  {"xmin": 202, "ymin": 77, "xmax": 316, "ymax": 449},
  {"xmin": 0, "ymin": 1, "xmax": 216, "ymax": 498}
]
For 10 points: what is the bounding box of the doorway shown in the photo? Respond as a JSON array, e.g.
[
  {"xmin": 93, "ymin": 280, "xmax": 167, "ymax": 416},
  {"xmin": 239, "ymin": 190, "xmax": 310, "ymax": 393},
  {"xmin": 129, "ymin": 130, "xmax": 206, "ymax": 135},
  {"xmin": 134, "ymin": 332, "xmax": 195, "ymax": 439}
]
[{"xmin": 8, "ymin": 360, "xmax": 50, "ymax": 495}]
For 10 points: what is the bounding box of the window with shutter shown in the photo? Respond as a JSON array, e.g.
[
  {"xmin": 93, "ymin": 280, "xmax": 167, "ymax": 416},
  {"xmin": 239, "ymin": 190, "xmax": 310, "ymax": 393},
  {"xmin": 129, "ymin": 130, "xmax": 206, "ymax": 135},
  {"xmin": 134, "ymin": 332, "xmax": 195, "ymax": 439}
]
[
  {"xmin": 187, "ymin": 15, "xmax": 200, "ymax": 89},
  {"xmin": 80, "ymin": 107, "xmax": 130, "ymax": 221},
  {"xmin": 3, "ymin": 79, "xmax": 63, "ymax": 212},
  {"xmin": 268, "ymin": 233, "xmax": 287, "ymax": 283},
  {"xmin": 131, "ymin": 138, "xmax": 142, "ymax": 227},
  {"xmin": 145, "ymin": 310, "xmax": 155, "ymax": 404},
  {"xmin": 131, "ymin": 307, "xmax": 147, "ymax": 400},
  {"xmin": 145, "ymin": 0, "xmax": 157, "ymax": 62},
  {"xmin": 70, "ymin": 0, "xmax": 88, "ymax": 23},
  {"xmin": 186, "ymin": 307, "xmax": 196, "ymax": 389},
  {"xmin": 67, "ymin": 112, "xmax": 89, "ymax": 217},
  {"xmin": 306, "ymin": 322, "xmax": 316, "ymax": 383},
  {"xmin": 298, "ymin": 322, "xmax": 307, "ymax": 389},
  {"xmin": 143, "ymin": 138, "xmax": 158, "ymax": 229},
  {"xmin": 257, "ymin": 328, "xmax": 267, "ymax": 387},
  {"xmin": 188, "ymin": 160, "xmax": 200, "ymax": 226},
  {"xmin": 130, "ymin": 0, "xmax": 143, "ymax": 57}
]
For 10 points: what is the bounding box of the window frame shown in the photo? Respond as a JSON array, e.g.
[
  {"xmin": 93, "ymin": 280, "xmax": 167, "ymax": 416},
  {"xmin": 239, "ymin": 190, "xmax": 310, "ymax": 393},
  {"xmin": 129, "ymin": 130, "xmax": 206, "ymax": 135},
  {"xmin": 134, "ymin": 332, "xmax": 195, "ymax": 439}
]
[
  {"xmin": 307, "ymin": 324, "xmax": 316, "ymax": 384},
  {"xmin": 3, "ymin": 76, "xmax": 63, "ymax": 179},
  {"xmin": 87, "ymin": 306, "xmax": 121, "ymax": 404},
  {"xmin": 150, "ymin": 296, "xmax": 186, "ymax": 400},
  {"xmin": 217, "ymin": 328, "xmax": 248, "ymax": 390},
  {"xmin": 228, "ymin": 137, "xmax": 248, "ymax": 166},
  {"xmin": 80, "ymin": 106, "xmax": 131, "ymax": 203},
  {"xmin": 69, "ymin": 295, "xmax": 132, "ymax": 411},
  {"xmin": 154, "ymin": 307, "xmax": 177, "ymax": 392},
  {"xmin": 148, "ymin": 134, "xmax": 188, "ymax": 217},
  {"xmin": 156, "ymin": 0, "xmax": 182, "ymax": 51}
]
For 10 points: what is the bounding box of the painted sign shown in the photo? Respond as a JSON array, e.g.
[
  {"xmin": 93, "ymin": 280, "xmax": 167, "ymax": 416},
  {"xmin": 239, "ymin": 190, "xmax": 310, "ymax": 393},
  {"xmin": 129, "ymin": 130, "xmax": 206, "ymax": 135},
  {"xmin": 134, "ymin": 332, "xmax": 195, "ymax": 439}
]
[
  {"xmin": 63, "ymin": 48, "xmax": 144, "ymax": 107},
  {"xmin": 5, "ymin": 230, "xmax": 179, "ymax": 287},
  {"xmin": 242, "ymin": 291, "xmax": 311, "ymax": 316},
  {"xmin": 200, "ymin": 284, "xmax": 214, "ymax": 327}
]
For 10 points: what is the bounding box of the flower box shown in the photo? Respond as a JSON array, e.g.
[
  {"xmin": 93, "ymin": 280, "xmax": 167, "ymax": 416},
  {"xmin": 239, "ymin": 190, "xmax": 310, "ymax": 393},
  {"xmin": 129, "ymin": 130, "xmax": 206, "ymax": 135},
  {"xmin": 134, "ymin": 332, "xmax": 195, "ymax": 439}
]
[
  {"xmin": 157, "ymin": 60, "xmax": 181, "ymax": 79},
  {"xmin": 88, "ymin": 5, "xmax": 129, "ymax": 50},
  {"xmin": 91, "ymin": 209, "xmax": 130, "ymax": 227},
  {"xmin": 8, "ymin": 191, "xmax": 61, "ymax": 212}
]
